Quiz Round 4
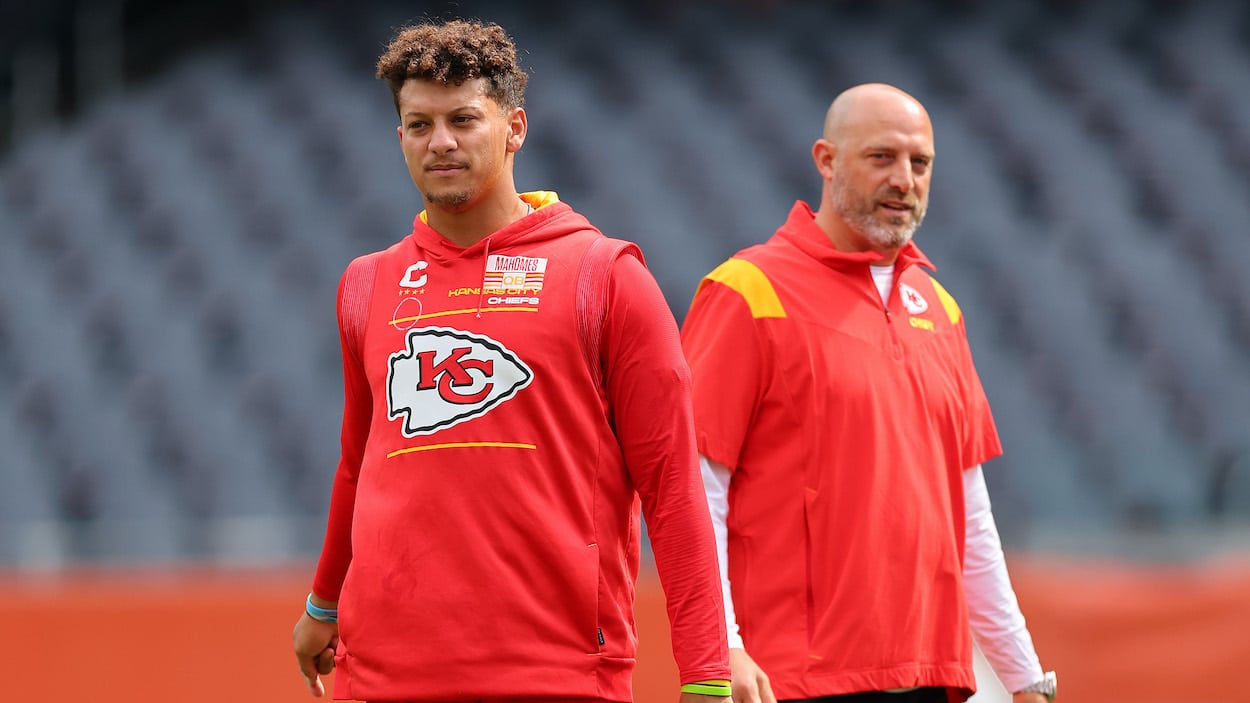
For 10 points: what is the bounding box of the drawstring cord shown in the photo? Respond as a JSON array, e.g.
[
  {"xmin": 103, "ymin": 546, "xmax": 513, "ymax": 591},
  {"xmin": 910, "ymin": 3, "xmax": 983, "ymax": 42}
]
[
  {"xmin": 476, "ymin": 236, "xmax": 491, "ymax": 318},
  {"xmin": 473, "ymin": 200, "xmax": 532, "ymax": 318}
]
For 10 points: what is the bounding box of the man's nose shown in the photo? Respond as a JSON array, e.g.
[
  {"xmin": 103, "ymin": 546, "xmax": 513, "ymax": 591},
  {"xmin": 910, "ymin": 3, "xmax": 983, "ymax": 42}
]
[
  {"xmin": 429, "ymin": 121, "xmax": 456, "ymax": 153},
  {"xmin": 887, "ymin": 161, "xmax": 914, "ymax": 194}
]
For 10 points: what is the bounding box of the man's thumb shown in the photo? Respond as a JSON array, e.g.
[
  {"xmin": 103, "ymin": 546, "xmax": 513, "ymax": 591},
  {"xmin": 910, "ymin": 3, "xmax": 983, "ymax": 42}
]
[{"xmin": 316, "ymin": 647, "xmax": 336, "ymax": 675}]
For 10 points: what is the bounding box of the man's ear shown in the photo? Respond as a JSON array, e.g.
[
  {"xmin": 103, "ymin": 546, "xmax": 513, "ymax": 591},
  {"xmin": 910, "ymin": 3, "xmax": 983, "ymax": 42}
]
[
  {"xmin": 812, "ymin": 138, "xmax": 836, "ymax": 180},
  {"xmin": 506, "ymin": 107, "xmax": 527, "ymax": 153}
]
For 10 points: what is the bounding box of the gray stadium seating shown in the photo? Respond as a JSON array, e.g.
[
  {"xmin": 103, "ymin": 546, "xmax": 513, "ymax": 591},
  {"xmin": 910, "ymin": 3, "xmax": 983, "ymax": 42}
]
[{"xmin": 1, "ymin": 0, "xmax": 1247, "ymax": 565}]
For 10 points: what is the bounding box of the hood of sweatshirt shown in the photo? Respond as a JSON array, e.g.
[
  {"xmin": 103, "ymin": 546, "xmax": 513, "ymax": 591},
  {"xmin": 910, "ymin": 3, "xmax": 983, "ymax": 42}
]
[
  {"xmin": 406, "ymin": 190, "xmax": 591, "ymax": 263},
  {"xmin": 404, "ymin": 190, "xmax": 597, "ymax": 316}
]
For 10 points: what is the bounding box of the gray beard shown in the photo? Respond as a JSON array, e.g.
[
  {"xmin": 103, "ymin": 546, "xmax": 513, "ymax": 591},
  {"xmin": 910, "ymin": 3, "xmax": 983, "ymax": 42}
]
[
  {"xmin": 850, "ymin": 208, "xmax": 921, "ymax": 249},
  {"xmin": 832, "ymin": 180, "xmax": 925, "ymax": 249}
]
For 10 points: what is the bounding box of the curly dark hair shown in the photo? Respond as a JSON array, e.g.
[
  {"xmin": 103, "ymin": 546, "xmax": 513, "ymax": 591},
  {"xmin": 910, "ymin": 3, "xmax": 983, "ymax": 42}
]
[{"xmin": 376, "ymin": 19, "xmax": 528, "ymax": 114}]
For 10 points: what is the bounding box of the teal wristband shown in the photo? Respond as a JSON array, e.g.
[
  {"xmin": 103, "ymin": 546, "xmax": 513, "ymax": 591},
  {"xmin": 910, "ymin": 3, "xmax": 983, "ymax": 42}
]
[{"xmin": 305, "ymin": 594, "xmax": 338, "ymax": 624}]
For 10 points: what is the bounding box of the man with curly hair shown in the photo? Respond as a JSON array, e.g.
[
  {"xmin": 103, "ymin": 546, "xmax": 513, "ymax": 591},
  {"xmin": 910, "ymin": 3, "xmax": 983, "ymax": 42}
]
[{"xmin": 291, "ymin": 19, "xmax": 731, "ymax": 703}]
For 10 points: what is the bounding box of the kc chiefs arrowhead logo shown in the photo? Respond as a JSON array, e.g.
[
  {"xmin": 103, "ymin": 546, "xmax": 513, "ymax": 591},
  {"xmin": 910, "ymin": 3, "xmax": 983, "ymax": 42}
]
[
  {"xmin": 387, "ymin": 327, "xmax": 533, "ymax": 436},
  {"xmin": 899, "ymin": 282, "xmax": 929, "ymax": 315}
]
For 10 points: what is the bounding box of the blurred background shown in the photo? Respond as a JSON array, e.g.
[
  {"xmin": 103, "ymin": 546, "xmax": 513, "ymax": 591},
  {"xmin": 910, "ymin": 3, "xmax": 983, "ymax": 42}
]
[{"xmin": 1, "ymin": 0, "xmax": 1248, "ymax": 701}]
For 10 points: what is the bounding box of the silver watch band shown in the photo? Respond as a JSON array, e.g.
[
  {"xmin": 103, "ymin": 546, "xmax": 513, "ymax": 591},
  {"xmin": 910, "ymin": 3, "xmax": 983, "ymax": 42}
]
[{"xmin": 1018, "ymin": 670, "xmax": 1057, "ymax": 700}]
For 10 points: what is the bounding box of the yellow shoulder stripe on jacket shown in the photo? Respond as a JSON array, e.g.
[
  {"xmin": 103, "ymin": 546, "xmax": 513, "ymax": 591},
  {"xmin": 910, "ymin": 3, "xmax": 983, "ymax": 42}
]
[
  {"xmin": 929, "ymin": 277, "xmax": 962, "ymax": 325},
  {"xmin": 700, "ymin": 259, "xmax": 786, "ymax": 319}
]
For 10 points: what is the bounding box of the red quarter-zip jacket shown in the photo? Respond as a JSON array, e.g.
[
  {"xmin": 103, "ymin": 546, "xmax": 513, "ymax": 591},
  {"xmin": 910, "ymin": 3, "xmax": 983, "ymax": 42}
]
[
  {"xmin": 681, "ymin": 201, "xmax": 1002, "ymax": 701},
  {"xmin": 311, "ymin": 192, "xmax": 728, "ymax": 702}
]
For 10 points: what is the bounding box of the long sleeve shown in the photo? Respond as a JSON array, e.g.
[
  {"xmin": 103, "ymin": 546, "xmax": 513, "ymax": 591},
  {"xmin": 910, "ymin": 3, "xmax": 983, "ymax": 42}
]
[
  {"xmin": 963, "ymin": 464, "xmax": 1044, "ymax": 692},
  {"xmin": 601, "ymin": 253, "xmax": 730, "ymax": 684},
  {"xmin": 310, "ymin": 267, "xmax": 375, "ymax": 601},
  {"xmin": 704, "ymin": 454, "xmax": 1046, "ymax": 682},
  {"xmin": 700, "ymin": 455, "xmax": 744, "ymax": 649}
]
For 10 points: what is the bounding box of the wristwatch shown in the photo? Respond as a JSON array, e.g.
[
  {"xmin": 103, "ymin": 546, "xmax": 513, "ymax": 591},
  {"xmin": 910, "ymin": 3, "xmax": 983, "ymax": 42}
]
[{"xmin": 1017, "ymin": 671, "xmax": 1057, "ymax": 700}]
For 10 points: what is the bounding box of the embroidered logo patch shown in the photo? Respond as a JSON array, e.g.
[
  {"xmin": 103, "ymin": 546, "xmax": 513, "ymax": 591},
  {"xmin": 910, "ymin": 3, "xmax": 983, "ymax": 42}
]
[
  {"xmin": 387, "ymin": 327, "xmax": 533, "ymax": 436},
  {"xmin": 400, "ymin": 261, "xmax": 429, "ymax": 288},
  {"xmin": 483, "ymin": 255, "xmax": 546, "ymax": 292},
  {"xmin": 900, "ymin": 282, "xmax": 929, "ymax": 315}
]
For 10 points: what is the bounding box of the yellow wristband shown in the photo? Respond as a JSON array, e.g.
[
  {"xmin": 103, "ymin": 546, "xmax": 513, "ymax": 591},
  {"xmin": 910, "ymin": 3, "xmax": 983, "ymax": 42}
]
[{"xmin": 680, "ymin": 681, "xmax": 732, "ymax": 696}]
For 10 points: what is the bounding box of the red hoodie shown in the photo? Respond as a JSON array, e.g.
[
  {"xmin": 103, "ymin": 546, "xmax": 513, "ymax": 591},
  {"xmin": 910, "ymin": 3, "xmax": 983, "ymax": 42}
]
[{"xmin": 312, "ymin": 191, "xmax": 728, "ymax": 702}]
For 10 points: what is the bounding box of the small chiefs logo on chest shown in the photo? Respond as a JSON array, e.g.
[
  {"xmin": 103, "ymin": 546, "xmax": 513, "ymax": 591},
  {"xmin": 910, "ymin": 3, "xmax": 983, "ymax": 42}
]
[
  {"xmin": 899, "ymin": 282, "xmax": 936, "ymax": 332},
  {"xmin": 387, "ymin": 327, "xmax": 533, "ymax": 436},
  {"xmin": 900, "ymin": 282, "xmax": 929, "ymax": 314}
]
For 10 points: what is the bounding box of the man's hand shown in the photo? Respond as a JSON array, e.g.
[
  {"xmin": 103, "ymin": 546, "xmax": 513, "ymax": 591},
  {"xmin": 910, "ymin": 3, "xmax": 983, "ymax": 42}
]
[
  {"xmin": 730, "ymin": 647, "xmax": 777, "ymax": 703},
  {"xmin": 1013, "ymin": 693, "xmax": 1051, "ymax": 703},
  {"xmin": 679, "ymin": 694, "xmax": 731, "ymax": 703},
  {"xmin": 293, "ymin": 612, "xmax": 339, "ymax": 697}
]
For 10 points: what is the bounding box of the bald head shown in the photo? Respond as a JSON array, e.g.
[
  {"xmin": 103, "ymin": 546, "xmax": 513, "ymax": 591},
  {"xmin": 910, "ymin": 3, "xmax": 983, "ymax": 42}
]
[
  {"xmin": 822, "ymin": 83, "xmax": 932, "ymax": 147},
  {"xmin": 810, "ymin": 83, "xmax": 935, "ymax": 259}
]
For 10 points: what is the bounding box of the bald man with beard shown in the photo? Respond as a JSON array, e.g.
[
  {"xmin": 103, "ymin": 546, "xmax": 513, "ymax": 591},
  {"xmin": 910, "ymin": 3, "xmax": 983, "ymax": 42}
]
[{"xmin": 680, "ymin": 84, "xmax": 1057, "ymax": 703}]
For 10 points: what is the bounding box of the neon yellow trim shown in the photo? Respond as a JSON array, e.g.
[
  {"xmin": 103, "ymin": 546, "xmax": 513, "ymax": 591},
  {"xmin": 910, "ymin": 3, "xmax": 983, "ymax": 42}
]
[
  {"xmin": 388, "ymin": 307, "xmax": 540, "ymax": 325},
  {"xmin": 680, "ymin": 682, "xmax": 732, "ymax": 696},
  {"xmin": 387, "ymin": 441, "xmax": 537, "ymax": 459},
  {"xmin": 417, "ymin": 307, "xmax": 480, "ymax": 319},
  {"xmin": 929, "ymin": 277, "xmax": 962, "ymax": 324},
  {"xmin": 700, "ymin": 259, "xmax": 786, "ymax": 319}
]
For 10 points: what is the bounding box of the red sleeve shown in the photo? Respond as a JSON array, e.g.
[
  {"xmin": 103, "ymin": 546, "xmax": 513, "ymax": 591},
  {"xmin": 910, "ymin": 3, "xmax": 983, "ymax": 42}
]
[
  {"xmin": 679, "ymin": 277, "xmax": 766, "ymax": 471},
  {"xmin": 954, "ymin": 319, "xmax": 1003, "ymax": 469},
  {"xmin": 600, "ymin": 254, "xmax": 731, "ymax": 684},
  {"xmin": 310, "ymin": 265, "xmax": 375, "ymax": 601}
]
